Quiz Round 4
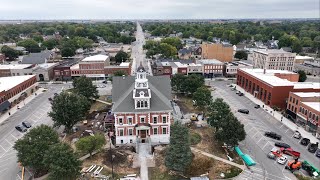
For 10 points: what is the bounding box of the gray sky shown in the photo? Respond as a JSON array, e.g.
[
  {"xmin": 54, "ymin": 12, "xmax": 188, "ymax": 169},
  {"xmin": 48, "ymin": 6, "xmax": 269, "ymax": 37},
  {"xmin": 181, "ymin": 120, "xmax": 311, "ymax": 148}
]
[{"xmin": 0, "ymin": 0, "xmax": 319, "ymax": 19}]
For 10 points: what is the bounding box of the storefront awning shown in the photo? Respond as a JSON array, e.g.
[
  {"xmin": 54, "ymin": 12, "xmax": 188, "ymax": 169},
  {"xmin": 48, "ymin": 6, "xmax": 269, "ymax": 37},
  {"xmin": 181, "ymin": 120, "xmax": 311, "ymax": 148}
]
[{"xmin": 0, "ymin": 101, "xmax": 11, "ymax": 112}]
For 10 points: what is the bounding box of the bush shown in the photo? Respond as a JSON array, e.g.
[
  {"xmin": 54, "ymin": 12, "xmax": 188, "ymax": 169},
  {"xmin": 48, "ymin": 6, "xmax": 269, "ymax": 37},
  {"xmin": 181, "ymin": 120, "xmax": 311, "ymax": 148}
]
[
  {"xmin": 224, "ymin": 167, "xmax": 242, "ymax": 179},
  {"xmin": 189, "ymin": 132, "xmax": 202, "ymax": 145}
]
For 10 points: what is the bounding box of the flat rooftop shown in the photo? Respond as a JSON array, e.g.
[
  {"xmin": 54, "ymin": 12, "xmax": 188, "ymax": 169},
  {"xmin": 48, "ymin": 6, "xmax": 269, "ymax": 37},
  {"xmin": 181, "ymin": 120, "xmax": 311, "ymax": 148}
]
[
  {"xmin": 293, "ymin": 82, "xmax": 320, "ymax": 90},
  {"xmin": 254, "ymin": 49, "xmax": 295, "ymax": 55},
  {"xmin": 301, "ymin": 102, "xmax": 320, "ymax": 112},
  {"xmin": 240, "ymin": 68, "xmax": 296, "ymax": 86},
  {"xmin": 295, "ymin": 55, "xmax": 314, "ymax": 60},
  {"xmin": 82, "ymin": 54, "xmax": 109, "ymax": 62},
  {"xmin": 293, "ymin": 92, "xmax": 320, "ymax": 98},
  {"xmin": 0, "ymin": 64, "xmax": 33, "ymax": 69},
  {"xmin": 197, "ymin": 59, "xmax": 223, "ymax": 65},
  {"xmin": 70, "ymin": 64, "xmax": 79, "ymax": 70},
  {"xmin": 0, "ymin": 75, "xmax": 35, "ymax": 92},
  {"xmin": 227, "ymin": 61, "xmax": 253, "ymax": 67},
  {"xmin": 37, "ymin": 63, "xmax": 57, "ymax": 69},
  {"xmin": 119, "ymin": 62, "xmax": 130, "ymax": 67}
]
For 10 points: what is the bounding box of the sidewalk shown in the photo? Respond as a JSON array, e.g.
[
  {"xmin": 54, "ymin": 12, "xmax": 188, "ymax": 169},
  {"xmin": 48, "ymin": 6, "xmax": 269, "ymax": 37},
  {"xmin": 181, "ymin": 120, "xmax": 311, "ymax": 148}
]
[
  {"xmin": 191, "ymin": 147, "xmax": 246, "ymax": 170},
  {"xmin": 0, "ymin": 88, "xmax": 45, "ymax": 124},
  {"xmin": 234, "ymin": 84, "xmax": 320, "ymax": 144}
]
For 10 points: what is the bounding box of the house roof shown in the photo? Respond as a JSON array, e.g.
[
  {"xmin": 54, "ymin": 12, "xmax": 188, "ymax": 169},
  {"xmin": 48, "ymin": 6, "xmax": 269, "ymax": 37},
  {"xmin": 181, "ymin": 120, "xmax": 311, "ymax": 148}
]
[
  {"xmin": 21, "ymin": 50, "xmax": 52, "ymax": 64},
  {"xmin": 55, "ymin": 59, "xmax": 79, "ymax": 68},
  {"xmin": 178, "ymin": 48, "xmax": 191, "ymax": 55},
  {"xmin": 112, "ymin": 76, "xmax": 172, "ymax": 113}
]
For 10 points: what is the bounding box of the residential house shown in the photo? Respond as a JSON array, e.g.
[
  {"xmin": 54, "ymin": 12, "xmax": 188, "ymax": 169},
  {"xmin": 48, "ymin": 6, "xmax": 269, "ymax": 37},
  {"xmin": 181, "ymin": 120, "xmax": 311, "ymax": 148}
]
[{"xmin": 178, "ymin": 48, "xmax": 192, "ymax": 60}]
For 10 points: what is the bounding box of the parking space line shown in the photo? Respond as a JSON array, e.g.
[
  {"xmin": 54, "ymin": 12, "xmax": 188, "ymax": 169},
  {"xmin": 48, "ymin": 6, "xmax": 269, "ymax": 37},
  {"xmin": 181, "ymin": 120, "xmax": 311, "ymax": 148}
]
[
  {"xmin": 257, "ymin": 137, "xmax": 264, "ymax": 143},
  {"xmin": 285, "ymin": 129, "xmax": 289, "ymax": 133},
  {"xmin": 252, "ymin": 131, "xmax": 260, "ymax": 138},
  {"xmin": 16, "ymin": 174, "xmax": 22, "ymax": 180},
  {"xmin": 0, "ymin": 145, "xmax": 7, "ymax": 152},
  {"xmin": 5, "ymin": 139, "xmax": 13, "ymax": 146},
  {"xmin": 0, "ymin": 168, "xmax": 8, "ymax": 174},
  {"xmin": 11, "ymin": 134, "xmax": 18, "ymax": 140}
]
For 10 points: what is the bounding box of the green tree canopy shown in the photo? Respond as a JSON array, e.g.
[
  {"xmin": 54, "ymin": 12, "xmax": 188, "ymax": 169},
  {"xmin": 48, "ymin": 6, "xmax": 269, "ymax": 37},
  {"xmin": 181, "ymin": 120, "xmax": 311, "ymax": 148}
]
[
  {"xmin": 292, "ymin": 40, "xmax": 302, "ymax": 53},
  {"xmin": 215, "ymin": 112, "xmax": 246, "ymax": 146},
  {"xmin": 113, "ymin": 70, "xmax": 127, "ymax": 76},
  {"xmin": 13, "ymin": 125, "xmax": 59, "ymax": 172},
  {"xmin": 42, "ymin": 39, "xmax": 58, "ymax": 50},
  {"xmin": 115, "ymin": 50, "xmax": 129, "ymax": 63},
  {"xmin": 184, "ymin": 74, "xmax": 205, "ymax": 95},
  {"xmin": 1, "ymin": 45, "xmax": 20, "ymax": 60},
  {"xmin": 73, "ymin": 76, "xmax": 99, "ymax": 100},
  {"xmin": 32, "ymin": 34, "xmax": 44, "ymax": 43},
  {"xmin": 234, "ymin": 51, "xmax": 248, "ymax": 60},
  {"xmin": 159, "ymin": 43, "xmax": 177, "ymax": 58},
  {"xmin": 75, "ymin": 134, "xmax": 106, "ymax": 157},
  {"xmin": 161, "ymin": 37, "xmax": 183, "ymax": 50},
  {"xmin": 298, "ymin": 70, "xmax": 307, "ymax": 82},
  {"xmin": 207, "ymin": 98, "xmax": 231, "ymax": 129},
  {"xmin": 193, "ymin": 86, "xmax": 212, "ymax": 110},
  {"xmin": 165, "ymin": 122, "xmax": 192, "ymax": 173},
  {"xmin": 17, "ymin": 39, "xmax": 41, "ymax": 53},
  {"xmin": 48, "ymin": 91, "xmax": 90, "ymax": 132},
  {"xmin": 43, "ymin": 143, "xmax": 82, "ymax": 180},
  {"xmin": 171, "ymin": 74, "xmax": 187, "ymax": 93}
]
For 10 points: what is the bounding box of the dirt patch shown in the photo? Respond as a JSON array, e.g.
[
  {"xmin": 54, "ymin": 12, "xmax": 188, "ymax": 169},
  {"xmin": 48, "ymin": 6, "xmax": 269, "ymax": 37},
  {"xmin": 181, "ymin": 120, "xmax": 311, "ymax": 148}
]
[
  {"xmin": 90, "ymin": 101, "xmax": 109, "ymax": 113},
  {"xmin": 175, "ymin": 94, "xmax": 202, "ymax": 114}
]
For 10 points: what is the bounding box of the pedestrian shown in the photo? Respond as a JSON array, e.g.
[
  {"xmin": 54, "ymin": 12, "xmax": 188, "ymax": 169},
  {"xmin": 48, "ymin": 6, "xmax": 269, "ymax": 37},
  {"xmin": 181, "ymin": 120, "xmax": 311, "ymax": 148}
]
[
  {"xmin": 8, "ymin": 112, "xmax": 11, "ymax": 115},
  {"xmin": 281, "ymin": 116, "xmax": 283, "ymax": 122}
]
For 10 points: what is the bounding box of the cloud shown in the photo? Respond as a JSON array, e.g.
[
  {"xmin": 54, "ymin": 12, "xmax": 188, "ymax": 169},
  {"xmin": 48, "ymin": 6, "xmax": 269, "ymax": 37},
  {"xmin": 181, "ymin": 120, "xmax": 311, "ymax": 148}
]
[{"xmin": 0, "ymin": 0, "xmax": 318, "ymax": 19}]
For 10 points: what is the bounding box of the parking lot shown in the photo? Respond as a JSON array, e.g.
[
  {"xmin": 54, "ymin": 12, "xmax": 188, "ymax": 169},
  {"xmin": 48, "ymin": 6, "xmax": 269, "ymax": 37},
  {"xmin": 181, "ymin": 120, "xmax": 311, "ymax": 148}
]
[
  {"xmin": 210, "ymin": 80, "xmax": 319, "ymax": 180},
  {"xmin": 0, "ymin": 84, "xmax": 65, "ymax": 180}
]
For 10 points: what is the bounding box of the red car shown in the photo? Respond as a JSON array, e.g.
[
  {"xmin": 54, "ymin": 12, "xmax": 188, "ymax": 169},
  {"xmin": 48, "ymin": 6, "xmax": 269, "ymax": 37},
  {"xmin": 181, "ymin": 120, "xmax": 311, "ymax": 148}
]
[{"xmin": 280, "ymin": 147, "xmax": 301, "ymax": 158}]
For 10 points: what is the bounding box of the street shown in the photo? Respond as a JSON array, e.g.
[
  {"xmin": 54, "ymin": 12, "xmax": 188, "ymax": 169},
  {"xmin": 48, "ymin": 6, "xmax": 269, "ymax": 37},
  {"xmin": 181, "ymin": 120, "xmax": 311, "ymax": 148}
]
[
  {"xmin": 209, "ymin": 80, "xmax": 320, "ymax": 180},
  {"xmin": 131, "ymin": 22, "xmax": 152, "ymax": 75},
  {"xmin": 0, "ymin": 83, "xmax": 70, "ymax": 180}
]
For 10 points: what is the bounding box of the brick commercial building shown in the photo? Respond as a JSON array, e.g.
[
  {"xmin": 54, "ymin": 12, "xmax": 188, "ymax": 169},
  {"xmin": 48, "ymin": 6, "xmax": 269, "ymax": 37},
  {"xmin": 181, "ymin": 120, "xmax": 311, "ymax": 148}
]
[
  {"xmin": 224, "ymin": 61, "xmax": 253, "ymax": 77},
  {"xmin": 197, "ymin": 59, "xmax": 223, "ymax": 78},
  {"xmin": 201, "ymin": 43, "xmax": 233, "ymax": 62},
  {"xmin": 0, "ymin": 75, "xmax": 37, "ymax": 113},
  {"xmin": 112, "ymin": 65, "xmax": 172, "ymax": 146},
  {"xmin": 286, "ymin": 92, "xmax": 320, "ymax": 136},
  {"xmin": 104, "ymin": 62, "xmax": 131, "ymax": 76},
  {"xmin": 53, "ymin": 60, "xmax": 79, "ymax": 81},
  {"xmin": 253, "ymin": 49, "xmax": 296, "ymax": 71},
  {"xmin": 237, "ymin": 68, "xmax": 320, "ymax": 109}
]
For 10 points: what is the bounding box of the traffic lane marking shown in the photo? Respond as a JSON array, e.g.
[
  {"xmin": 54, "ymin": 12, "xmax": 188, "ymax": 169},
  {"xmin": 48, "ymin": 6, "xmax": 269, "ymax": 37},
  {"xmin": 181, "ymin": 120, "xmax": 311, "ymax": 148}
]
[{"xmin": 0, "ymin": 140, "xmax": 12, "ymax": 151}]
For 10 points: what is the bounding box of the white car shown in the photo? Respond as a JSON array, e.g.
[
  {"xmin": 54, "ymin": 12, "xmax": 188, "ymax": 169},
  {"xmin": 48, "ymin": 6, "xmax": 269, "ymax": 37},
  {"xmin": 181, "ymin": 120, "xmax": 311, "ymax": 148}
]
[{"xmin": 277, "ymin": 156, "xmax": 288, "ymax": 165}]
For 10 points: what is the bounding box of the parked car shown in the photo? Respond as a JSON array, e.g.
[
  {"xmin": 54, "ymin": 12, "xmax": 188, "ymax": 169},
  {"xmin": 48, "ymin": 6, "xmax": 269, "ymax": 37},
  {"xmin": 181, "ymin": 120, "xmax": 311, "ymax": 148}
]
[
  {"xmin": 236, "ymin": 91, "xmax": 241, "ymax": 94},
  {"xmin": 316, "ymin": 150, "xmax": 320, "ymax": 158},
  {"xmin": 277, "ymin": 156, "xmax": 288, "ymax": 165},
  {"xmin": 22, "ymin": 121, "xmax": 32, "ymax": 128},
  {"xmin": 267, "ymin": 152, "xmax": 276, "ymax": 159},
  {"xmin": 238, "ymin": 93, "xmax": 244, "ymax": 96},
  {"xmin": 48, "ymin": 97, "xmax": 53, "ymax": 101},
  {"xmin": 300, "ymin": 138, "xmax": 310, "ymax": 146},
  {"xmin": 280, "ymin": 147, "xmax": 301, "ymax": 158},
  {"xmin": 238, "ymin": 109, "xmax": 249, "ymax": 114},
  {"xmin": 102, "ymin": 80, "xmax": 107, "ymax": 84},
  {"xmin": 308, "ymin": 143, "xmax": 319, "ymax": 153},
  {"xmin": 275, "ymin": 142, "xmax": 290, "ymax": 149},
  {"xmin": 293, "ymin": 131, "xmax": 301, "ymax": 139},
  {"xmin": 265, "ymin": 131, "xmax": 282, "ymax": 140},
  {"xmin": 254, "ymin": 104, "xmax": 260, "ymax": 109},
  {"xmin": 15, "ymin": 125, "xmax": 27, "ymax": 132}
]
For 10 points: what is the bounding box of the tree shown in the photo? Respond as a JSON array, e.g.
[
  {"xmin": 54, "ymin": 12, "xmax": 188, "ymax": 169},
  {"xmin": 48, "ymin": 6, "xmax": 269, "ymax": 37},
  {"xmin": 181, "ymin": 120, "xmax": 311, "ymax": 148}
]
[
  {"xmin": 1, "ymin": 45, "xmax": 20, "ymax": 60},
  {"xmin": 73, "ymin": 76, "xmax": 99, "ymax": 100},
  {"xmin": 171, "ymin": 74, "xmax": 187, "ymax": 92},
  {"xmin": 159, "ymin": 43, "xmax": 177, "ymax": 58},
  {"xmin": 184, "ymin": 74, "xmax": 205, "ymax": 95},
  {"xmin": 43, "ymin": 143, "xmax": 82, "ymax": 180},
  {"xmin": 13, "ymin": 125, "xmax": 59, "ymax": 173},
  {"xmin": 292, "ymin": 40, "xmax": 302, "ymax": 53},
  {"xmin": 161, "ymin": 37, "xmax": 183, "ymax": 49},
  {"xmin": 75, "ymin": 134, "xmax": 106, "ymax": 157},
  {"xmin": 193, "ymin": 86, "xmax": 212, "ymax": 110},
  {"xmin": 17, "ymin": 39, "xmax": 41, "ymax": 53},
  {"xmin": 115, "ymin": 50, "xmax": 129, "ymax": 63},
  {"xmin": 215, "ymin": 112, "xmax": 246, "ymax": 146},
  {"xmin": 48, "ymin": 91, "xmax": 90, "ymax": 132},
  {"xmin": 313, "ymin": 36, "xmax": 320, "ymax": 54},
  {"xmin": 207, "ymin": 98, "xmax": 231, "ymax": 129},
  {"xmin": 234, "ymin": 51, "xmax": 248, "ymax": 60},
  {"xmin": 32, "ymin": 34, "xmax": 44, "ymax": 43},
  {"xmin": 113, "ymin": 70, "xmax": 127, "ymax": 76},
  {"xmin": 298, "ymin": 70, "xmax": 307, "ymax": 82},
  {"xmin": 42, "ymin": 39, "xmax": 58, "ymax": 50},
  {"xmin": 61, "ymin": 47, "xmax": 75, "ymax": 57},
  {"xmin": 165, "ymin": 122, "xmax": 192, "ymax": 173}
]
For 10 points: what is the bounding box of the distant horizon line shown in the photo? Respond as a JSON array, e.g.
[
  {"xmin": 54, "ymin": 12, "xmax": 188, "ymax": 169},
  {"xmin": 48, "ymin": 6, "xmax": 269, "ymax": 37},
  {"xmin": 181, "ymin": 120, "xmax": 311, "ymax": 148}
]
[{"xmin": 0, "ymin": 17, "xmax": 318, "ymax": 21}]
